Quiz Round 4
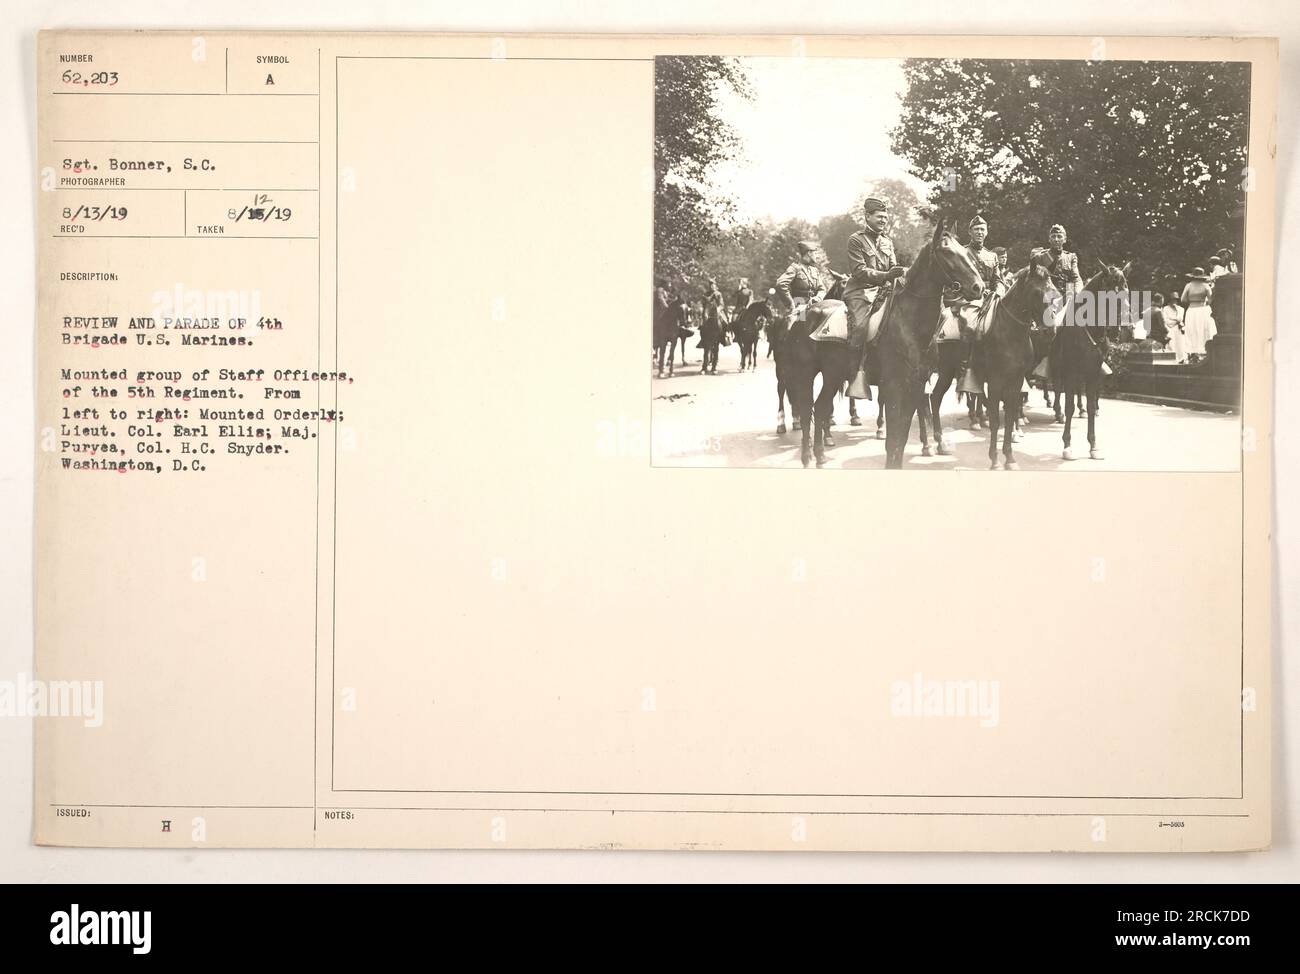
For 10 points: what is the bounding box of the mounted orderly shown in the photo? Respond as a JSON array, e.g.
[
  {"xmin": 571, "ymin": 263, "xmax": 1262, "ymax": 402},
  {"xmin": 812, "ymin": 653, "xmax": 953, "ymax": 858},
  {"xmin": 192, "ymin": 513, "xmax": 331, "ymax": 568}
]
[
  {"xmin": 844, "ymin": 197, "xmax": 906, "ymax": 406},
  {"xmin": 843, "ymin": 197, "xmax": 905, "ymax": 336},
  {"xmin": 964, "ymin": 215, "xmax": 1000, "ymax": 294},
  {"xmin": 731, "ymin": 278, "xmax": 753, "ymax": 324},
  {"xmin": 775, "ymin": 241, "xmax": 830, "ymax": 318},
  {"xmin": 1042, "ymin": 223, "xmax": 1083, "ymax": 325}
]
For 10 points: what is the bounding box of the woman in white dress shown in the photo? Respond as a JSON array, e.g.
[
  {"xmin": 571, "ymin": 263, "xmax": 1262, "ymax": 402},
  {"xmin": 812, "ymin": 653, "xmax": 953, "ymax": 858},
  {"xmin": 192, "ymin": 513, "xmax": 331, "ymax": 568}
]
[
  {"xmin": 1180, "ymin": 268, "xmax": 1217, "ymax": 363},
  {"xmin": 1163, "ymin": 294, "xmax": 1187, "ymax": 364}
]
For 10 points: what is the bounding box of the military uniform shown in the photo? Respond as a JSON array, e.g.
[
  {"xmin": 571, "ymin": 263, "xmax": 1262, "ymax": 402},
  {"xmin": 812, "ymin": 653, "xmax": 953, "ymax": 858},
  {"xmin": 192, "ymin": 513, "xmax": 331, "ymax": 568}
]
[
  {"xmin": 966, "ymin": 243, "xmax": 1000, "ymax": 292},
  {"xmin": 843, "ymin": 228, "xmax": 896, "ymax": 340},
  {"xmin": 776, "ymin": 259, "xmax": 828, "ymax": 315},
  {"xmin": 732, "ymin": 283, "xmax": 753, "ymax": 318},
  {"xmin": 1044, "ymin": 246, "xmax": 1083, "ymax": 298},
  {"xmin": 700, "ymin": 284, "xmax": 726, "ymax": 373}
]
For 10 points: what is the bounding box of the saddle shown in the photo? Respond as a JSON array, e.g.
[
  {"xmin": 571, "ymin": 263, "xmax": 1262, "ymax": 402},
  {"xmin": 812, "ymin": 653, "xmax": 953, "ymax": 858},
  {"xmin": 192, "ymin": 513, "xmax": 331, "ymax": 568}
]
[
  {"xmin": 942, "ymin": 292, "xmax": 1001, "ymax": 344},
  {"xmin": 806, "ymin": 301, "xmax": 848, "ymax": 342},
  {"xmin": 809, "ymin": 285, "xmax": 894, "ymax": 347}
]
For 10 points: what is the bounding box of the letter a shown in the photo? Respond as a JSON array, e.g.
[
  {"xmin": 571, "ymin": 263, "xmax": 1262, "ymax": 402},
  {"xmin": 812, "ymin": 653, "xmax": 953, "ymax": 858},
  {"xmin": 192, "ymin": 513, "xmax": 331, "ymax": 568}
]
[
  {"xmin": 49, "ymin": 911, "xmax": 70, "ymax": 945},
  {"xmin": 265, "ymin": 74, "xmax": 275, "ymax": 85}
]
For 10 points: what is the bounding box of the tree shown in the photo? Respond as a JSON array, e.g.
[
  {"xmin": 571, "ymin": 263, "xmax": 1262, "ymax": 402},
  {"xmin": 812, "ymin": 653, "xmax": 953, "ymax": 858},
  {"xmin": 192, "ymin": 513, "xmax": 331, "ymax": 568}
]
[
  {"xmin": 890, "ymin": 59, "xmax": 1250, "ymax": 283},
  {"xmin": 819, "ymin": 179, "xmax": 932, "ymax": 269},
  {"xmin": 654, "ymin": 57, "xmax": 752, "ymax": 290},
  {"xmin": 761, "ymin": 218, "xmax": 819, "ymax": 288}
]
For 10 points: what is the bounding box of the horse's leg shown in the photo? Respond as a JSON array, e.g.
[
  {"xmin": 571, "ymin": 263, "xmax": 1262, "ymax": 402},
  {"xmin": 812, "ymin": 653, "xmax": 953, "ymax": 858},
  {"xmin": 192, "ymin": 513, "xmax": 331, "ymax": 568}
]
[
  {"xmin": 882, "ymin": 383, "xmax": 898, "ymax": 468},
  {"xmin": 987, "ymin": 392, "xmax": 1002, "ymax": 469},
  {"xmin": 883, "ymin": 382, "xmax": 914, "ymax": 469},
  {"xmin": 775, "ymin": 364, "xmax": 788, "ymax": 435},
  {"xmin": 875, "ymin": 387, "xmax": 886, "ymax": 439},
  {"xmin": 849, "ymin": 391, "xmax": 861, "ymax": 426},
  {"xmin": 931, "ymin": 371, "xmax": 950, "ymax": 455},
  {"xmin": 813, "ymin": 380, "xmax": 836, "ymax": 466},
  {"xmin": 656, "ymin": 341, "xmax": 664, "ymax": 377},
  {"xmin": 917, "ymin": 383, "xmax": 932, "ymax": 457},
  {"xmin": 823, "ymin": 373, "xmax": 838, "ymax": 447},
  {"xmin": 798, "ymin": 380, "xmax": 815, "ymax": 468},
  {"xmin": 1062, "ymin": 378, "xmax": 1078, "ymax": 459},
  {"xmin": 1002, "ymin": 388, "xmax": 1018, "ymax": 469},
  {"xmin": 1087, "ymin": 380, "xmax": 1102, "ymax": 459},
  {"xmin": 887, "ymin": 386, "xmax": 903, "ymax": 469}
]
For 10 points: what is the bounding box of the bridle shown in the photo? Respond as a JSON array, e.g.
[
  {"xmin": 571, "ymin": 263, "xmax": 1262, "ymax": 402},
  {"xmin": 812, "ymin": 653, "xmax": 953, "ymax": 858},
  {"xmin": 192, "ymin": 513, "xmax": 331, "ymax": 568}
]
[{"xmin": 997, "ymin": 268, "xmax": 1056, "ymax": 331}]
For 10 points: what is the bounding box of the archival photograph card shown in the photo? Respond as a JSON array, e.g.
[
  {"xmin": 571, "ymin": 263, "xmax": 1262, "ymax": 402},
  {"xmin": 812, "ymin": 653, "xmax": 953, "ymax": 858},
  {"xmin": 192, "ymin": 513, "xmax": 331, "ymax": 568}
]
[{"xmin": 32, "ymin": 30, "xmax": 1275, "ymax": 851}]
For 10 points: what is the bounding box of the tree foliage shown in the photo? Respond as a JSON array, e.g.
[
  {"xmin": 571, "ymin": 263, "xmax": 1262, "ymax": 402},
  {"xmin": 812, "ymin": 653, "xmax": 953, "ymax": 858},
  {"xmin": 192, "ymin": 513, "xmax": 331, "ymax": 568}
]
[
  {"xmin": 654, "ymin": 56, "xmax": 751, "ymax": 289},
  {"xmin": 819, "ymin": 178, "xmax": 932, "ymax": 268},
  {"xmin": 890, "ymin": 59, "xmax": 1251, "ymax": 283}
]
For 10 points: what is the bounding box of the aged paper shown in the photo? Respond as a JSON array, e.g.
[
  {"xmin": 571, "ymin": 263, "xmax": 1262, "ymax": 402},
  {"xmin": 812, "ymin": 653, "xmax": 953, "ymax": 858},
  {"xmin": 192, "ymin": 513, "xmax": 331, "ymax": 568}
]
[{"xmin": 33, "ymin": 31, "xmax": 1274, "ymax": 850}]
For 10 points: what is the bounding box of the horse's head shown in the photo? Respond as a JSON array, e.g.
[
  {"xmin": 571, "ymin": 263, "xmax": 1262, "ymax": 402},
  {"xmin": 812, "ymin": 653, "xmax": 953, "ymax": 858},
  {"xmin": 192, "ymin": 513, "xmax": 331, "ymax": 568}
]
[
  {"xmin": 826, "ymin": 269, "xmax": 848, "ymax": 301},
  {"xmin": 1013, "ymin": 260, "xmax": 1060, "ymax": 326},
  {"xmin": 921, "ymin": 218, "xmax": 985, "ymax": 302},
  {"xmin": 1096, "ymin": 259, "xmax": 1131, "ymax": 293},
  {"xmin": 1096, "ymin": 259, "xmax": 1133, "ymax": 326}
]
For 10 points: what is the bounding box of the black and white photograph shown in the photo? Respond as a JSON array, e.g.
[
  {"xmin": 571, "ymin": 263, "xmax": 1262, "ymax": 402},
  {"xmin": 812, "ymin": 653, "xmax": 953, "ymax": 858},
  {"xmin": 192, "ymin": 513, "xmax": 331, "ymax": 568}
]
[{"xmin": 652, "ymin": 54, "xmax": 1250, "ymax": 469}]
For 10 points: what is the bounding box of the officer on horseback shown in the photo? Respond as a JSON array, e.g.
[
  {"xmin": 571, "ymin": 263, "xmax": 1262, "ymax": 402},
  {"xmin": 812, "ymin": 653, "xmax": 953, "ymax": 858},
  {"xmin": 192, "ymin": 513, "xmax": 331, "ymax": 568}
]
[
  {"xmin": 953, "ymin": 215, "xmax": 1001, "ymax": 398},
  {"xmin": 731, "ymin": 278, "xmax": 753, "ymax": 324},
  {"xmin": 1043, "ymin": 223, "xmax": 1083, "ymax": 324},
  {"xmin": 991, "ymin": 246, "xmax": 1014, "ymax": 295},
  {"xmin": 843, "ymin": 197, "xmax": 906, "ymax": 338},
  {"xmin": 699, "ymin": 278, "xmax": 726, "ymax": 374},
  {"xmin": 964, "ymin": 216, "xmax": 1000, "ymax": 292},
  {"xmin": 776, "ymin": 241, "xmax": 829, "ymax": 318}
]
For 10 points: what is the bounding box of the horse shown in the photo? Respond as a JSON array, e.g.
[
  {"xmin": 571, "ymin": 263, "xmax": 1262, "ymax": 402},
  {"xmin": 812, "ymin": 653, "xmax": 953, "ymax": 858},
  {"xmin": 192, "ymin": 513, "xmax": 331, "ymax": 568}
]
[
  {"xmin": 676, "ymin": 314, "xmax": 692, "ymax": 367},
  {"xmin": 878, "ymin": 220, "xmax": 987, "ymax": 469},
  {"xmin": 773, "ymin": 273, "xmax": 861, "ymax": 467},
  {"xmin": 768, "ymin": 279, "xmax": 865, "ymax": 446},
  {"xmin": 929, "ymin": 310, "xmax": 981, "ymax": 451},
  {"xmin": 732, "ymin": 299, "xmax": 768, "ymax": 372},
  {"xmin": 653, "ymin": 298, "xmax": 688, "ymax": 377},
  {"xmin": 766, "ymin": 296, "xmax": 800, "ymax": 435},
  {"xmin": 974, "ymin": 261, "xmax": 1059, "ymax": 469},
  {"xmin": 1051, "ymin": 262, "xmax": 1131, "ymax": 460}
]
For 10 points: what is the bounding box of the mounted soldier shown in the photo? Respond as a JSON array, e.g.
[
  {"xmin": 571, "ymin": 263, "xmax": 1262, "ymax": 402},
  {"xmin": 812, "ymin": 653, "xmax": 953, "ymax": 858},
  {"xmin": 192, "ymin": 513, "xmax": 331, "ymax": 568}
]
[
  {"xmin": 991, "ymin": 246, "xmax": 1014, "ymax": 295},
  {"xmin": 844, "ymin": 198, "xmax": 905, "ymax": 334},
  {"xmin": 776, "ymin": 241, "xmax": 829, "ymax": 320},
  {"xmin": 698, "ymin": 278, "xmax": 727, "ymax": 374},
  {"xmin": 731, "ymin": 278, "xmax": 753, "ymax": 325},
  {"xmin": 948, "ymin": 215, "xmax": 1001, "ymax": 414},
  {"xmin": 1043, "ymin": 223, "xmax": 1083, "ymax": 326},
  {"xmin": 963, "ymin": 216, "xmax": 1000, "ymax": 294},
  {"xmin": 844, "ymin": 197, "xmax": 907, "ymax": 403}
]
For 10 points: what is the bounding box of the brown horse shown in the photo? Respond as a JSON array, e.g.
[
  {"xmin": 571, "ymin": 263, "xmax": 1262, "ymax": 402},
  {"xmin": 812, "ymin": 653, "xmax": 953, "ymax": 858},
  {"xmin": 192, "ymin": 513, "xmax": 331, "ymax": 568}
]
[
  {"xmin": 976, "ymin": 261, "xmax": 1059, "ymax": 469},
  {"xmin": 1052, "ymin": 262, "xmax": 1131, "ymax": 460},
  {"xmin": 653, "ymin": 298, "xmax": 688, "ymax": 377},
  {"xmin": 878, "ymin": 220, "xmax": 986, "ymax": 469},
  {"xmin": 774, "ymin": 274, "xmax": 863, "ymax": 467},
  {"xmin": 732, "ymin": 298, "xmax": 768, "ymax": 373}
]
